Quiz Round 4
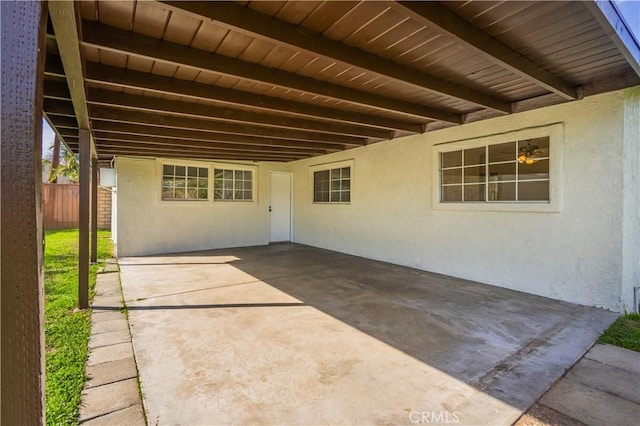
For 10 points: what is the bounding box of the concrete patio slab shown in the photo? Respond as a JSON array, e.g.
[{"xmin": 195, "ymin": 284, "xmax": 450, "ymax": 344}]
[
  {"xmin": 91, "ymin": 310, "xmax": 126, "ymax": 323},
  {"xmin": 81, "ymin": 404, "xmax": 145, "ymax": 426},
  {"xmin": 88, "ymin": 328, "xmax": 131, "ymax": 349},
  {"xmin": 91, "ymin": 318, "xmax": 129, "ymax": 334},
  {"xmin": 119, "ymin": 244, "xmax": 617, "ymax": 425},
  {"xmin": 585, "ymin": 343, "xmax": 640, "ymax": 374},
  {"xmin": 85, "ymin": 357, "xmax": 138, "ymax": 389},
  {"xmin": 518, "ymin": 343, "xmax": 640, "ymax": 425},
  {"xmin": 87, "ymin": 341, "xmax": 133, "ymax": 366},
  {"xmin": 515, "ymin": 403, "xmax": 585, "ymax": 426},
  {"xmin": 540, "ymin": 378, "xmax": 639, "ymax": 426},
  {"xmin": 80, "ymin": 267, "xmax": 145, "ymax": 425},
  {"xmin": 79, "ymin": 378, "xmax": 140, "ymax": 422},
  {"xmin": 565, "ymin": 358, "xmax": 640, "ymax": 404}
]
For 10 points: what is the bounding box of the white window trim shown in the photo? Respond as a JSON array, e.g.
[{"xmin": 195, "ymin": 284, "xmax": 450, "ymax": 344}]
[
  {"xmin": 154, "ymin": 158, "xmax": 258, "ymax": 205},
  {"xmin": 157, "ymin": 158, "xmax": 212, "ymax": 203},
  {"xmin": 432, "ymin": 123, "xmax": 564, "ymax": 213},
  {"xmin": 212, "ymin": 163, "xmax": 258, "ymax": 203},
  {"xmin": 309, "ymin": 159, "xmax": 354, "ymax": 206}
]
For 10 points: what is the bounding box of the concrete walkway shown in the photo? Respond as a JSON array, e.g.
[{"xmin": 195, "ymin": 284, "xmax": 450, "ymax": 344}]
[
  {"xmin": 78, "ymin": 260, "xmax": 145, "ymax": 425},
  {"xmin": 516, "ymin": 344, "xmax": 640, "ymax": 426},
  {"xmin": 118, "ymin": 244, "xmax": 619, "ymax": 425}
]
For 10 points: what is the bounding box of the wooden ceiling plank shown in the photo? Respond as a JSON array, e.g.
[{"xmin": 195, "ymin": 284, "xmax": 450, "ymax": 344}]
[
  {"xmin": 47, "ymin": 115, "xmax": 78, "ymax": 129},
  {"xmin": 83, "ymin": 61, "xmax": 422, "ymax": 132},
  {"xmin": 43, "ymin": 79, "xmax": 388, "ymax": 139},
  {"xmin": 93, "ymin": 148, "xmax": 299, "ymax": 162},
  {"xmin": 397, "ymin": 1, "xmax": 579, "ymax": 100},
  {"xmin": 90, "ymin": 107, "xmax": 365, "ymax": 146},
  {"xmin": 88, "ymin": 123, "xmax": 340, "ymax": 152},
  {"xmin": 86, "ymin": 87, "xmax": 392, "ymax": 139},
  {"xmin": 91, "ymin": 135, "xmax": 322, "ymax": 156},
  {"xmin": 43, "ymin": 98, "xmax": 76, "ymax": 116},
  {"xmin": 81, "ymin": 19, "xmax": 460, "ymax": 122},
  {"xmin": 92, "ymin": 142, "xmax": 311, "ymax": 158},
  {"xmin": 159, "ymin": 1, "xmax": 506, "ymax": 112}
]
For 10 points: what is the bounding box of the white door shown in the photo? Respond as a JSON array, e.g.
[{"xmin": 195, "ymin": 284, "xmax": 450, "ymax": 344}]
[{"xmin": 269, "ymin": 172, "xmax": 292, "ymax": 242}]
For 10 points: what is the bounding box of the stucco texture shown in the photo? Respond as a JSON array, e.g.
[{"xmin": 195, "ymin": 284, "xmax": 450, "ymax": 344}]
[{"xmin": 114, "ymin": 157, "xmax": 287, "ymax": 257}]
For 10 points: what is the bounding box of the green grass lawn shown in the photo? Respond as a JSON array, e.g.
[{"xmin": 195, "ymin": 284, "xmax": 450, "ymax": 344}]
[
  {"xmin": 45, "ymin": 229, "xmax": 113, "ymax": 426},
  {"xmin": 598, "ymin": 312, "xmax": 640, "ymax": 352}
]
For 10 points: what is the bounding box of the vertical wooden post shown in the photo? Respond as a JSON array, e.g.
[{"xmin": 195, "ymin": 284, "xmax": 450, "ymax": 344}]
[
  {"xmin": 91, "ymin": 157, "xmax": 98, "ymax": 263},
  {"xmin": 79, "ymin": 129, "xmax": 91, "ymax": 309},
  {"xmin": 1, "ymin": 1, "xmax": 48, "ymax": 424}
]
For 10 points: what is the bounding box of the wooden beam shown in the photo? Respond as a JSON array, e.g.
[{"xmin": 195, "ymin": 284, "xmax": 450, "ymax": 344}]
[
  {"xmin": 90, "ymin": 106, "xmax": 366, "ymax": 146},
  {"xmin": 162, "ymin": 0, "xmax": 509, "ymax": 113},
  {"xmin": 1, "ymin": 1, "xmax": 47, "ymax": 423},
  {"xmin": 90, "ymin": 158, "xmax": 98, "ymax": 263},
  {"xmin": 78, "ymin": 129, "xmax": 90, "ymax": 309},
  {"xmin": 87, "ymin": 121, "xmax": 342, "ymax": 151},
  {"xmin": 91, "ymin": 132, "xmax": 331, "ymax": 155},
  {"xmin": 94, "ymin": 148, "xmax": 300, "ymax": 162},
  {"xmin": 48, "ymin": 2, "xmax": 97, "ymax": 157},
  {"xmin": 87, "ymin": 88, "xmax": 391, "ymax": 139},
  {"xmin": 397, "ymin": 1, "xmax": 578, "ymax": 100},
  {"xmin": 43, "ymin": 81, "xmax": 390, "ymax": 139},
  {"xmin": 83, "ymin": 62, "xmax": 425, "ymax": 132},
  {"xmin": 81, "ymin": 19, "xmax": 460, "ymax": 121},
  {"xmin": 585, "ymin": 1, "xmax": 640, "ymax": 77},
  {"xmin": 93, "ymin": 142, "xmax": 309, "ymax": 159},
  {"xmin": 63, "ymin": 135, "xmax": 324, "ymax": 158},
  {"xmin": 58, "ymin": 131, "xmax": 336, "ymax": 154}
]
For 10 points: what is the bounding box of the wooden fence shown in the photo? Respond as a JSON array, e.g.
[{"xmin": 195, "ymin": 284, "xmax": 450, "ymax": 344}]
[{"xmin": 43, "ymin": 184, "xmax": 112, "ymax": 230}]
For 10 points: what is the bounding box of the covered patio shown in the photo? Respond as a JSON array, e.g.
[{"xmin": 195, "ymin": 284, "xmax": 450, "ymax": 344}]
[
  {"xmin": 119, "ymin": 244, "xmax": 616, "ymax": 424},
  {"xmin": 2, "ymin": 0, "xmax": 639, "ymax": 423}
]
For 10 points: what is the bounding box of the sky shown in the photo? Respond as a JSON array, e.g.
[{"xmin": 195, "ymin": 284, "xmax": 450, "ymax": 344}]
[
  {"xmin": 616, "ymin": 0, "xmax": 640, "ymax": 40},
  {"xmin": 40, "ymin": 0, "xmax": 640, "ymax": 158}
]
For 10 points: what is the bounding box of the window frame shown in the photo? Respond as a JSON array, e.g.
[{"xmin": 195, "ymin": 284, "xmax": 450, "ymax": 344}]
[
  {"xmin": 310, "ymin": 159, "xmax": 354, "ymax": 205},
  {"xmin": 432, "ymin": 123, "xmax": 564, "ymax": 213},
  {"xmin": 160, "ymin": 162, "xmax": 210, "ymax": 202},
  {"xmin": 213, "ymin": 165, "xmax": 256, "ymax": 202}
]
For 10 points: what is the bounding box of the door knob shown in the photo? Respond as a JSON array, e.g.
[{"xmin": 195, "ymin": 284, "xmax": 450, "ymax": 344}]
[{"xmin": 269, "ymin": 206, "xmax": 272, "ymax": 212}]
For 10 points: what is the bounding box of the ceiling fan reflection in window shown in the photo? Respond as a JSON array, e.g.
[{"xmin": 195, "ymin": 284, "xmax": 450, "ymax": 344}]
[{"xmin": 518, "ymin": 142, "xmax": 547, "ymax": 164}]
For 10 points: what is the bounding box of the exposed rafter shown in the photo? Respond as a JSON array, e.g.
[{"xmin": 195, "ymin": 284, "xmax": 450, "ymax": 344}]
[
  {"xmin": 160, "ymin": 0, "xmax": 510, "ymax": 113},
  {"xmin": 89, "ymin": 123, "xmax": 347, "ymax": 151},
  {"xmin": 89, "ymin": 107, "xmax": 366, "ymax": 146},
  {"xmin": 43, "ymin": 86, "xmax": 391, "ymax": 139},
  {"xmin": 80, "ymin": 19, "xmax": 460, "ymax": 122},
  {"xmin": 86, "ymin": 89, "xmax": 392, "ymax": 139},
  {"xmin": 83, "ymin": 61, "xmax": 426, "ymax": 132},
  {"xmin": 88, "ymin": 124, "xmax": 343, "ymax": 152},
  {"xmin": 89, "ymin": 134, "xmax": 328, "ymax": 155},
  {"xmin": 397, "ymin": 1, "xmax": 579, "ymax": 100},
  {"xmin": 59, "ymin": 135, "xmax": 317, "ymax": 158}
]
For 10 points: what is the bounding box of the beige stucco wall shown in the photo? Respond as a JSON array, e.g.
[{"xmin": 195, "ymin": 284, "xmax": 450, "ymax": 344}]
[
  {"xmin": 114, "ymin": 157, "xmax": 287, "ymax": 256},
  {"xmin": 114, "ymin": 88, "xmax": 638, "ymax": 311},
  {"xmin": 290, "ymin": 89, "xmax": 633, "ymax": 311},
  {"xmin": 621, "ymin": 87, "xmax": 640, "ymax": 312}
]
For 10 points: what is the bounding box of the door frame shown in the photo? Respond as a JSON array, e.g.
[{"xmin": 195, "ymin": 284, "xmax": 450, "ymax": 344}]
[{"xmin": 269, "ymin": 171, "xmax": 293, "ymax": 243}]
